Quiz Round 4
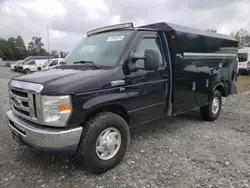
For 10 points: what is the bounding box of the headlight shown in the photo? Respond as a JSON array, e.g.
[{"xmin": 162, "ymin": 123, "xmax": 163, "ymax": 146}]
[{"xmin": 41, "ymin": 95, "xmax": 72, "ymax": 127}]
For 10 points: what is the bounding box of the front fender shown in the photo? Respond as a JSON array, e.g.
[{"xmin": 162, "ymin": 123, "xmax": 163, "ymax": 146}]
[
  {"xmin": 82, "ymin": 92, "xmax": 129, "ymax": 111},
  {"xmin": 66, "ymin": 91, "xmax": 130, "ymax": 128}
]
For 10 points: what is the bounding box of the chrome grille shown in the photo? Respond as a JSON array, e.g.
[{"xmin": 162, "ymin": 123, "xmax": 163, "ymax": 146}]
[
  {"xmin": 9, "ymin": 80, "xmax": 44, "ymax": 124},
  {"xmin": 10, "ymin": 87, "xmax": 36, "ymax": 120}
]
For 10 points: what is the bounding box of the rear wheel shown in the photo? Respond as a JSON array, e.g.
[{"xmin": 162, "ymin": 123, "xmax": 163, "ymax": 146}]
[
  {"xmin": 75, "ymin": 112, "xmax": 130, "ymax": 174},
  {"xmin": 200, "ymin": 90, "xmax": 222, "ymax": 121}
]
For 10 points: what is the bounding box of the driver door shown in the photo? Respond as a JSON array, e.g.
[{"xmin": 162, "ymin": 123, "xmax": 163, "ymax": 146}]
[
  {"xmin": 49, "ymin": 60, "xmax": 58, "ymax": 69},
  {"xmin": 29, "ymin": 61, "xmax": 36, "ymax": 71},
  {"xmin": 125, "ymin": 32, "xmax": 169, "ymax": 125}
]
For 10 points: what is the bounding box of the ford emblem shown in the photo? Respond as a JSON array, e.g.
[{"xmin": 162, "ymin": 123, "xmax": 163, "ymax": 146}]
[{"xmin": 14, "ymin": 98, "xmax": 22, "ymax": 106}]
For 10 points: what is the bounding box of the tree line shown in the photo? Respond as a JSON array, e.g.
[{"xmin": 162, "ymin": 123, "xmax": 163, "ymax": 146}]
[
  {"xmin": 207, "ymin": 28, "xmax": 250, "ymax": 47},
  {"xmin": 1, "ymin": 28, "xmax": 250, "ymax": 61},
  {"xmin": 0, "ymin": 36, "xmax": 68, "ymax": 61}
]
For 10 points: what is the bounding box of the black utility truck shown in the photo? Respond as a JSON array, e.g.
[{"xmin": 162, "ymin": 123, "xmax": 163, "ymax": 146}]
[{"xmin": 6, "ymin": 22, "xmax": 238, "ymax": 173}]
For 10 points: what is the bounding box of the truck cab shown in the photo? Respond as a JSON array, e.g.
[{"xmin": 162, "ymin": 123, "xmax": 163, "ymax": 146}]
[
  {"xmin": 6, "ymin": 22, "xmax": 238, "ymax": 174},
  {"xmin": 39, "ymin": 58, "xmax": 65, "ymax": 71}
]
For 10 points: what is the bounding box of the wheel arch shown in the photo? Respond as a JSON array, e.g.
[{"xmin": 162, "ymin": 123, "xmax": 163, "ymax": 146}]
[
  {"xmin": 24, "ymin": 68, "xmax": 30, "ymax": 73},
  {"xmin": 213, "ymin": 82, "xmax": 227, "ymax": 97},
  {"xmin": 83, "ymin": 103, "xmax": 131, "ymax": 126}
]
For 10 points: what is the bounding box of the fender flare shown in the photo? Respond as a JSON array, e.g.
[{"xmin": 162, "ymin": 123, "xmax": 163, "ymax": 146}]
[
  {"xmin": 80, "ymin": 92, "xmax": 130, "ymax": 124},
  {"xmin": 211, "ymin": 82, "xmax": 226, "ymax": 98}
]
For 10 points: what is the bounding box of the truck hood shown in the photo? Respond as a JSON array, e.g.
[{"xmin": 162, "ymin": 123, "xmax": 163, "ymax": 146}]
[{"xmin": 14, "ymin": 66, "xmax": 124, "ymax": 95}]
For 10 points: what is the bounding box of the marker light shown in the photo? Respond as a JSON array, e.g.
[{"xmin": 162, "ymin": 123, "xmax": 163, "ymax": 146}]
[{"xmin": 87, "ymin": 23, "xmax": 134, "ymax": 36}]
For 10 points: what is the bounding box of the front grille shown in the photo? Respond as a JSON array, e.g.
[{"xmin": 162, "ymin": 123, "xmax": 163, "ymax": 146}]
[
  {"xmin": 13, "ymin": 106, "xmax": 30, "ymax": 116},
  {"xmin": 9, "ymin": 80, "xmax": 43, "ymax": 124},
  {"xmin": 11, "ymin": 89, "xmax": 28, "ymax": 98},
  {"xmin": 9, "ymin": 87, "xmax": 38, "ymax": 122}
]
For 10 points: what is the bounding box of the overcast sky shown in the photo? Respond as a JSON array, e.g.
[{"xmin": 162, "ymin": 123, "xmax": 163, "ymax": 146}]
[{"xmin": 1, "ymin": 0, "xmax": 250, "ymax": 52}]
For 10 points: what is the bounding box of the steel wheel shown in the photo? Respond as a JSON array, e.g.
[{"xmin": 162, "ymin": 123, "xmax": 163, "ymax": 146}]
[
  {"xmin": 212, "ymin": 96, "xmax": 220, "ymax": 114},
  {"xmin": 95, "ymin": 127, "xmax": 121, "ymax": 160},
  {"xmin": 25, "ymin": 69, "xmax": 30, "ymax": 74}
]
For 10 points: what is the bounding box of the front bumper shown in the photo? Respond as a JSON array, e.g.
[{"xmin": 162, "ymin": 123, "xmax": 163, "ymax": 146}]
[
  {"xmin": 41, "ymin": 67, "xmax": 49, "ymax": 71},
  {"xmin": 6, "ymin": 110, "xmax": 82, "ymax": 155},
  {"xmin": 16, "ymin": 67, "xmax": 23, "ymax": 72}
]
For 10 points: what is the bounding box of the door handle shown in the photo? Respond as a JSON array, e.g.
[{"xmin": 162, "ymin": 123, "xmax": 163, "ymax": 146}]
[
  {"xmin": 206, "ymin": 79, "xmax": 209, "ymax": 87},
  {"xmin": 192, "ymin": 82, "xmax": 196, "ymax": 91}
]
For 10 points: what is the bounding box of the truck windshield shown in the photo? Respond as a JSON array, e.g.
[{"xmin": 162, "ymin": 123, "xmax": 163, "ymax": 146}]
[
  {"xmin": 16, "ymin": 60, "xmax": 23, "ymax": 65},
  {"xmin": 238, "ymin": 53, "xmax": 248, "ymax": 62},
  {"xmin": 64, "ymin": 30, "xmax": 134, "ymax": 67},
  {"xmin": 44, "ymin": 59, "xmax": 53, "ymax": 66}
]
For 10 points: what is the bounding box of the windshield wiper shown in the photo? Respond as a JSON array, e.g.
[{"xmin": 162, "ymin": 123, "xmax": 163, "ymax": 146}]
[{"xmin": 73, "ymin": 60, "xmax": 100, "ymax": 69}]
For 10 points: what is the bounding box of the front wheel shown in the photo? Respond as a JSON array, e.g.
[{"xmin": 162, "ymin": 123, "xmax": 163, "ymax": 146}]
[
  {"xmin": 24, "ymin": 68, "xmax": 30, "ymax": 74},
  {"xmin": 200, "ymin": 90, "xmax": 222, "ymax": 121},
  {"xmin": 75, "ymin": 112, "xmax": 130, "ymax": 174}
]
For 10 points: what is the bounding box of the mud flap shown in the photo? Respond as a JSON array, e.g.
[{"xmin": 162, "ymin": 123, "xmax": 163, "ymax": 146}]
[
  {"xmin": 229, "ymin": 81, "xmax": 237, "ymax": 95},
  {"xmin": 228, "ymin": 68, "xmax": 238, "ymax": 95}
]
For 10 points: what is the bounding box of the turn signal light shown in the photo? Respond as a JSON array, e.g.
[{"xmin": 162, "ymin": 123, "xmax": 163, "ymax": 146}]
[{"xmin": 58, "ymin": 104, "xmax": 71, "ymax": 112}]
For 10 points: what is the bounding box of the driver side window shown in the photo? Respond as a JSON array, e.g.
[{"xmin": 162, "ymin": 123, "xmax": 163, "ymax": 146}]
[
  {"xmin": 29, "ymin": 61, "xmax": 35, "ymax": 65},
  {"xmin": 50, "ymin": 60, "xmax": 58, "ymax": 66},
  {"xmin": 133, "ymin": 37, "xmax": 163, "ymax": 68}
]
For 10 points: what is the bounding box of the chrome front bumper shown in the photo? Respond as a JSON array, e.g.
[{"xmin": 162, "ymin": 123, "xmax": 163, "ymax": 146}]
[{"xmin": 6, "ymin": 110, "xmax": 82, "ymax": 154}]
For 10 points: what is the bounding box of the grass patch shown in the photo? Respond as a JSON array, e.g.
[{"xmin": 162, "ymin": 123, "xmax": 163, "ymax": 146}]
[{"xmin": 237, "ymin": 74, "xmax": 250, "ymax": 93}]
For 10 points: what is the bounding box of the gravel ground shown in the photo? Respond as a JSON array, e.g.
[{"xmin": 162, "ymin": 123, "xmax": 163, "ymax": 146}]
[
  {"xmin": 237, "ymin": 74, "xmax": 250, "ymax": 94},
  {"xmin": 0, "ymin": 67, "xmax": 250, "ymax": 188}
]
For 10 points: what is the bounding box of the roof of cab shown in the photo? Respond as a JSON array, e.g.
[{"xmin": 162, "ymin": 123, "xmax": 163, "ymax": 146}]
[{"xmin": 138, "ymin": 22, "xmax": 237, "ymax": 41}]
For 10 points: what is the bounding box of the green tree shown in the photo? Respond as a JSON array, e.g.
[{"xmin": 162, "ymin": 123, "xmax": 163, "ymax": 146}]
[
  {"xmin": 7, "ymin": 37, "xmax": 17, "ymax": 60},
  {"xmin": 59, "ymin": 51, "xmax": 64, "ymax": 58},
  {"xmin": 0, "ymin": 49, "xmax": 4, "ymax": 57},
  {"xmin": 39, "ymin": 48, "xmax": 50, "ymax": 56},
  {"xmin": 0, "ymin": 38, "xmax": 9, "ymax": 60},
  {"xmin": 51, "ymin": 50, "xmax": 59, "ymax": 58},
  {"xmin": 206, "ymin": 28, "xmax": 217, "ymax": 32},
  {"xmin": 28, "ymin": 37, "xmax": 44, "ymax": 55},
  {"xmin": 59, "ymin": 51, "xmax": 68, "ymax": 58},
  {"xmin": 231, "ymin": 29, "xmax": 250, "ymax": 47},
  {"xmin": 15, "ymin": 36, "xmax": 27, "ymax": 59},
  {"xmin": 5, "ymin": 47, "xmax": 14, "ymax": 60}
]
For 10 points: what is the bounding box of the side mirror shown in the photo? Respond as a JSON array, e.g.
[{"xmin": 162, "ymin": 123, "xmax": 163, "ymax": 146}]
[
  {"xmin": 128, "ymin": 49, "xmax": 160, "ymax": 72},
  {"xmin": 144, "ymin": 49, "xmax": 160, "ymax": 71}
]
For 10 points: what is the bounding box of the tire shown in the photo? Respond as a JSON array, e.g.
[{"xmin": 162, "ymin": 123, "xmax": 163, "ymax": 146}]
[
  {"xmin": 24, "ymin": 68, "xmax": 30, "ymax": 74},
  {"xmin": 75, "ymin": 112, "xmax": 130, "ymax": 174},
  {"xmin": 200, "ymin": 90, "xmax": 222, "ymax": 121}
]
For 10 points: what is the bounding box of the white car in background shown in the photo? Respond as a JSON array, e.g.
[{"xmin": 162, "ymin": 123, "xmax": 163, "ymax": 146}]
[
  {"xmin": 39, "ymin": 58, "xmax": 65, "ymax": 71},
  {"xmin": 238, "ymin": 47, "xmax": 250, "ymax": 74},
  {"xmin": 22, "ymin": 59, "xmax": 48, "ymax": 74}
]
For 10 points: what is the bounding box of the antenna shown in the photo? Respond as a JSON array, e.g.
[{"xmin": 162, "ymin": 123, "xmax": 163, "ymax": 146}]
[{"xmin": 47, "ymin": 24, "xmax": 50, "ymax": 60}]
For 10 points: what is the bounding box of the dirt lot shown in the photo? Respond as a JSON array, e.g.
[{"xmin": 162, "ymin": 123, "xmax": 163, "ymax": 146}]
[
  {"xmin": 237, "ymin": 74, "xmax": 250, "ymax": 94},
  {"xmin": 0, "ymin": 67, "xmax": 250, "ymax": 188}
]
